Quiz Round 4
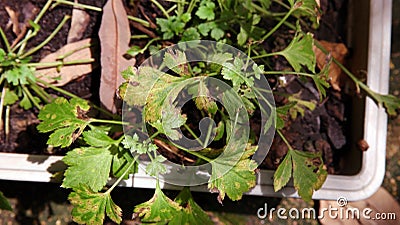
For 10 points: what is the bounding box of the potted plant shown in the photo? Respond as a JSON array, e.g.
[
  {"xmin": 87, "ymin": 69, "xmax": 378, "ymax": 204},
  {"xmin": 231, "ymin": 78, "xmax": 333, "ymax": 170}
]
[{"xmin": 0, "ymin": 0, "xmax": 396, "ymax": 224}]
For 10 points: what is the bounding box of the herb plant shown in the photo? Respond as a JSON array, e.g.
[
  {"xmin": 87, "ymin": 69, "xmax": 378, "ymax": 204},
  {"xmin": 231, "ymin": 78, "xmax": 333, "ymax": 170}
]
[{"xmin": 3, "ymin": 0, "xmax": 399, "ymax": 224}]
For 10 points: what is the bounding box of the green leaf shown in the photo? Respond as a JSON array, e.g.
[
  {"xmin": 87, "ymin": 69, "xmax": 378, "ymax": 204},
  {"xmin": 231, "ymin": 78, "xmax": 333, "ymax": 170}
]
[
  {"xmin": 208, "ymin": 145, "xmax": 258, "ymax": 201},
  {"xmin": 19, "ymin": 93, "xmax": 32, "ymax": 110},
  {"xmin": 3, "ymin": 90, "xmax": 18, "ymax": 105},
  {"xmin": 182, "ymin": 27, "xmax": 200, "ymax": 41},
  {"xmin": 210, "ymin": 27, "xmax": 224, "ymax": 40},
  {"xmin": 188, "ymin": 78, "xmax": 218, "ymax": 114},
  {"xmin": 221, "ymin": 58, "xmax": 252, "ymax": 88},
  {"xmin": 126, "ymin": 45, "xmax": 143, "ymax": 57},
  {"xmin": 237, "ymin": 27, "xmax": 248, "ymax": 46},
  {"xmin": 62, "ymin": 147, "xmax": 113, "ymax": 192},
  {"xmin": 83, "ymin": 129, "xmax": 115, "ymax": 147},
  {"xmin": 196, "ymin": 0, "xmax": 215, "ymax": 21},
  {"xmin": 312, "ymin": 61, "xmax": 331, "ymax": 99},
  {"xmin": 273, "ymin": 149, "xmax": 327, "ymax": 201},
  {"xmin": 0, "ymin": 191, "xmax": 12, "ymax": 211},
  {"xmin": 170, "ymin": 188, "xmax": 213, "ymax": 225},
  {"xmin": 163, "ymin": 50, "xmax": 189, "ymax": 76},
  {"xmin": 371, "ymin": 92, "xmax": 400, "ymax": 116},
  {"xmin": 134, "ymin": 182, "xmax": 181, "ymax": 224},
  {"xmin": 69, "ymin": 185, "xmax": 122, "ymax": 225},
  {"xmin": 120, "ymin": 66, "xmax": 184, "ymax": 123},
  {"xmin": 146, "ymin": 155, "xmax": 167, "ymax": 176},
  {"xmin": 0, "ymin": 48, "xmax": 5, "ymax": 61},
  {"xmin": 37, "ymin": 97, "xmax": 90, "ymax": 147},
  {"xmin": 112, "ymin": 147, "xmax": 138, "ymax": 179},
  {"xmin": 122, "ymin": 134, "xmax": 158, "ymax": 154},
  {"xmin": 278, "ymin": 32, "xmax": 316, "ymax": 73},
  {"xmin": 287, "ymin": 95, "xmax": 316, "ymax": 119}
]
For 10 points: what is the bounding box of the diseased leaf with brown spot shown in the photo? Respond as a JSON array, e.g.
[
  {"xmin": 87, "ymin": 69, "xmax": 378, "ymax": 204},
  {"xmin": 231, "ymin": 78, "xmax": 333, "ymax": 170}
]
[
  {"xmin": 99, "ymin": 0, "xmax": 135, "ymax": 113},
  {"xmin": 313, "ymin": 40, "xmax": 348, "ymax": 91},
  {"xmin": 35, "ymin": 38, "xmax": 95, "ymax": 86}
]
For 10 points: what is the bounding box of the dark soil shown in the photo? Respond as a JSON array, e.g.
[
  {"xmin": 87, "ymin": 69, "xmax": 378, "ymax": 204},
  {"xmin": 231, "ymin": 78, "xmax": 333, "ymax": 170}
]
[{"xmin": 0, "ymin": 0, "xmax": 351, "ymax": 174}]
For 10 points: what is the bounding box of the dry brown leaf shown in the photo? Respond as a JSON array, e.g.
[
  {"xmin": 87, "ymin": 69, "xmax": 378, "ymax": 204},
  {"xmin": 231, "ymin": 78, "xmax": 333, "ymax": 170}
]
[
  {"xmin": 313, "ymin": 40, "xmax": 348, "ymax": 91},
  {"xmin": 99, "ymin": 0, "xmax": 135, "ymax": 113},
  {"xmin": 5, "ymin": 6, "xmax": 20, "ymax": 35},
  {"xmin": 67, "ymin": 0, "xmax": 91, "ymax": 43},
  {"xmin": 35, "ymin": 38, "xmax": 95, "ymax": 86}
]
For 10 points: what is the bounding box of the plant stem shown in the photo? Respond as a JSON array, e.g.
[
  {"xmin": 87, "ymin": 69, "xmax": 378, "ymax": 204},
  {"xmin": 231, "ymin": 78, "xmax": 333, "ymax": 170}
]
[
  {"xmin": 106, "ymin": 155, "xmax": 138, "ymax": 194},
  {"xmin": 183, "ymin": 123, "xmax": 204, "ymax": 147},
  {"xmin": 261, "ymin": 7, "xmax": 295, "ymax": 41},
  {"xmin": 251, "ymin": 52, "xmax": 276, "ymax": 59},
  {"xmin": 54, "ymin": 0, "xmax": 102, "ymax": 11},
  {"xmin": 21, "ymin": 15, "xmax": 71, "ymax": 58},
  {"xmin": 203, "ymin": 120, "xmax": 214, "ymax": 148},
  {"xmin": 277, "ymin": 129, "xmax": 293, "ymax": 151},
  {"xmin": 263, "ymin": 70, "xmax": 315, "ymax": 78},
  {"xmin": 131, "ymin": 34, "xmax": 150, "ymax": 39},
  {"xmin": 5, "ymin": 106, "xmax": 10, "ymax": 143},
  {"xmin": 127, "ymin": 16, "xmax": 150, "ymax": 27},
  {"xmin": 29, "ymin": 80, "xmax": 51, "ymax": 103},
  {"xmin": 150, "ymin": 0, "xmax": 170, "ymax": 18},
  {"xmin": 26, "ymin": 58, "xmax": 94, "ymax": 69},
  {"xmin": 17, "ymin": 0, "xmax": 53, "ymax": 54},
  {"xmin": 22, "ymin": 85, "xmax": 42, "ymax": 109},
  {"xmin": 0, "ymin": 27, "xmax": 11, "ymax": 52},
  {"xmin": 90, "ymin": 118, "xmax": 129, "ymax": 126},
  {"xmin": 0, "ymin": 87, "xmax": 6, "ymax": 132},
  {"xmin": 169, "ymin": 141, "xmax": 211, "ymax": 162},
  {"xmin": 251, "ymin": 2, "xmax": 287, "ymax": 17},
  {"xmin": 167, "ymin": 5, "xmax": 178, "ymax": 14}
]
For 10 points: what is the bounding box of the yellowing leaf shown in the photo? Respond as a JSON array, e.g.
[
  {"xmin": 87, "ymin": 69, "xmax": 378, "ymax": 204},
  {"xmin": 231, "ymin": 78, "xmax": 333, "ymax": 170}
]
[
  {"xmin": 134, "ymin": 182, "xmax": 181, "ymax": 224},
  {"xmin": 273, "ymin": 149, "xmax": 327, "ymax": 201},
  {"xmin": 69, "ymin": 185, "xmax": 122, "ymax": 225},
  {"xmin": 62, "ymin": 147, "xmax": 113, "ymax": 192},
  {"xmin": 37, "ymin": 97, "xmax": 90, "ymax": 147}
]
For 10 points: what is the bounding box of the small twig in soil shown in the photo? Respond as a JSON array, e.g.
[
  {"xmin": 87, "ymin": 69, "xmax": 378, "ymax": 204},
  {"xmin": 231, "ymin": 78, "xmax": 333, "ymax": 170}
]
[{"xmin": 130, "ymin": 22, "xmax": 157, "ymax": 39}]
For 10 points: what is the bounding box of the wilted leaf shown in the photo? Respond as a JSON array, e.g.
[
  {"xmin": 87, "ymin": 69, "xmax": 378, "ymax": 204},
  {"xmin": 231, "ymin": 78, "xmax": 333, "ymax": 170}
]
[
  {"xmin": 69, "ymin": 185, "xmax": 122, "ymax": 224},
  {"xmin": 35, "ymin": 38, "xmax": 95, "ymax": 86},
  {"xmin": 313, "ymin": 40, "xmax": 348, "ymax": 91},
  {"xmin": 99, "ymin": 0, "xmax": 135, "ymax": 113}
]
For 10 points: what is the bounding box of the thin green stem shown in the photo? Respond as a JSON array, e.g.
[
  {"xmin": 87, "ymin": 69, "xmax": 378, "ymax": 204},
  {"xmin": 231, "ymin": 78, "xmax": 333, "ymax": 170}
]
[
  {"xmin": 127, "ymin": 15, "xmax": 150, "ymax": 27},
  {"xmin": 277, "ymin": 129, "xmax": 293, "ymax": 151},
  {"xmin": 29, "ymin": 81, "xmax": 51, "ymax": 103},
  {"xmin": 167, "ymin": 5, "xmax": 178, "ymax": 14},
  {"xmin": 5, "ymin": 105, "xmax": 10, "ymax": 143},
  {"xmin": 26, "ymin": 58, "xmax": 94, "ymax": 69},
  {"xmin": 251, "ymin": 2, "xmax": 287, "ymax": 17},
  {"xmin": 90, "ymin": 118, "xmax": 128, "ymax": 126},
  {"xmin": 261, "ymin": 7, "xmax": 295, "ymax": 41},
  {"xmin": 149, "ymin": 131, "xmax": 161, "ymax": 140},
  {"xmin": 0, "ymin": 87, "xmax": 6, "ymax": 131},
  {"xmin": 21, "ymin": 15, "xmax": 71, "ymax": 58},
  {"xmin": 54, "ymin": 0, "xmax": 102, "ymax": 11},
  {"xmin": 18, "ymin": 0, "xmax": 53, "ymax": 54},
  {"xmin": 131, "ymin": 34, "xmax": 150, "ymax": 39},
  {"xmin": 106, "ymin": 155, "xmax": 138, "ymax": 194},
  {"xmin": 203, "ymin": 120, "xmax": 214, "ymax": 148},
  {"xmin": 251, "ymin": 52, "xmax": 277, "ymax": 59},
  {"xmin": 169, "ymin": 141, "xmax": 211, "ymax": 162},
  {"xmin": 150, "ymin": 0, "xmax": 170, "ymax": 18},
  {"xmin": 263, "ymin": 70, "xmax": 314, "ymax": 78},
  {"xmin": 22, "ymin": 85, "xmax": 41, "ymax": 109},
  {"xmin": 0, "ymin": 27, "xmax": 11, "ymax": 52},
  {"xmin": 183, "ymin": 124, "xmax": 203, "ymax": 146}
]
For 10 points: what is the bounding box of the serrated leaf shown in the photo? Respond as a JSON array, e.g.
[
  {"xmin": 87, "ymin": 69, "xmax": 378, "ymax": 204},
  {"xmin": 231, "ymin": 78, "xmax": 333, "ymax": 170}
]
[
  {"xmin": 122, "ymin": 134, "xmax": 157, "ymax": 154},
  {"xmin": 273, "ymin": 149, "xmax": 327, "ymax": 201},
  {"xmin": 19, "ymin": 93, "xmax": 32, "ymax": 110},
  {"xmin": 3, "ymin": 89, "xmax": 18, "ymax": 105},
  {"xmin": 120, "ymin": 66, "xmax": 184, "ymax": 123},
  {"xmin": 0, "ymin": 191, "xmax": 12, "ymax": 211},
  {"xmin": 210, "ymin": 27, "xmax": 224, "ymax": 40},
  {"xmin": 134, "ymin": 182, "xmax": 181, "ymax": 224},
  {"xmin": 371, "ymin": 92, "xmax": 400, "ymax": 116},
  {"xmin": 62, "ymin": 147, "xmax": 113, "ymax": 192},
  {"xmin": 146, "ymin": 155, "xmax": 167, "ymax": 176},
  {"xmin": 69, "ymin": 185, "xmax": 122, "ymax": 225},
  {"xmin": 163, "ymin": 50, "xmax": 189, "ymax": 76},
  {"xmin": 196, "ymin": 0, "xmax": 215, "ymax": 21},
  {"xmin": 170, "ymin": 188, "xmax": 213, "ymax": 225},
  {"xmin": 278, "ymin": 32, "xmax": 316, "ymax": 73},
  {"xmin": 221, "ymin": 58, "xmax": 251, "ymax": 87},
  {"xmin": 83, "ymin": 129, "xmax": 115, "ymax": 147},
  {"xmin": 288, "ymin": 95, "xmax": 316, "ymax": 119},
  {"xmin": 182, "ymin": 27, "xmax": 200, "ymax": 41},
  {"xmin": 37, "ymin": 97, "xmax": 90, "ymax": 147},
  {"xmin": 312, "ymin": 60, "xmax": 331, "ymax": 99},
  {"xmin": 188, "ymin": 78, "xmax": 218, "ymax": 114},
  {"xmin": 208, "ymin": 145, "xmax": 258, "ymax": 201}
]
